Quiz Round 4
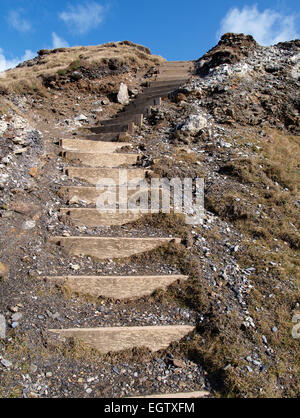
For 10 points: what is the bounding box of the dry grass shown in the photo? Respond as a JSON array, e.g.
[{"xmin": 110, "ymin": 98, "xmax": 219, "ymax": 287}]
[{"xmin": 0, "ymin": 41, "xmax": 165, "ymax": 95}]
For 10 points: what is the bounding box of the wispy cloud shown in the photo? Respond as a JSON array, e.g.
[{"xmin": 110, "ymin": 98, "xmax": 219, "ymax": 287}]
[
  {"xmin": 52, "ymin": 32, "xmax": 69, "ymax": 49},
  {"xmin": 218, "ymin": 4, "xmax": 299, "ymax": 45},
  {"xmin": 59, "ymin": 2, "xmax": 107, "ymax": 34},
  {"xmin": 0, "ymin": 49, "xmax": 35, "ymax": 73},
  {"xmin": 7, "ymin": 9, "xmax": 31, "ymax": 33}
]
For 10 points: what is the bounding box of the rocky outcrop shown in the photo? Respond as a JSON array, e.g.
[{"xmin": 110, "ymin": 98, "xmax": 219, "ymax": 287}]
[{"xmin": 197, "ymin": 33, "xmax": 258, "ymax": 76}]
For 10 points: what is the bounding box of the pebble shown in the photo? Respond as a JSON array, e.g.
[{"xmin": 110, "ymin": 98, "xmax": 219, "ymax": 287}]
[
  {"xmin": 1, "ymin": 358, "xmax": 12, "ymax": 368},
  {"xmin": 0, "ymin": 261, "xmax": 8, "ymax": 277},
  {"xmin": 173, "ymin": 359, "xmax": 185, "ymax": 369},
  {"xmin": 30, "ymin": 364, "xmax": 38, "ymax": 373},
  {"xmin": 11, "ymin": 313, "xmax": 23, "ymax": 322},
  {"xmin": 75, "ymin": 114, "xmax": 88, "ymax": 122}
]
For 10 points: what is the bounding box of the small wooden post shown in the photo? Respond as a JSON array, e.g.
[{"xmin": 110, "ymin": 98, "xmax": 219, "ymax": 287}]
[
  {"xmin": 153, "ymin": 97, "xmax": 162, "ymax": 107},
  {"xmin": 127, "ymin": 122, "xmax": 135, "ymax": 134},
  {"xmin": 136, "ymin": 114, "xmax": 144, "ymax": 128}
]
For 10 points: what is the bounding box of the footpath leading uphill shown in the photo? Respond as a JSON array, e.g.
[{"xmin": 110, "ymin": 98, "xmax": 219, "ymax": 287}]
[{"xmin": 47, "ymin": 61, "xmax": 210, "ymax": 398}]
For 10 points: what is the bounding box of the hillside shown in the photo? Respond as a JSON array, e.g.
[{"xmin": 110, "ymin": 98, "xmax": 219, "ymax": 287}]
[{"xmin": 0, "ymin": 34, "xmax": 299, "ymax": 399}]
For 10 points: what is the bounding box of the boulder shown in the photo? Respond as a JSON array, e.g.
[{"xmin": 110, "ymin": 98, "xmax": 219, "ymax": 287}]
[
  {"xmin": 117, "ymin": 83, "xmax": 129, "ymax": 105},
  {"xmin": 181, "ymin": 114, "xmax": 208, "ymax": 134}
]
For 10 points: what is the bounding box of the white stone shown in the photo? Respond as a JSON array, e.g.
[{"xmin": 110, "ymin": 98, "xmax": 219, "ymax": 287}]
[
  {"xmin": 181, "ymin": 114, "xmax": 208, "ymax": 134},
  {"xmin": 117, "ymin": 83, "xmax": 129, "ymax": 105},
  {"xmin": 22, "ymin": 220, "xmax": 36, "ymax": 230},
  {"xmin": 75, "ymin": 114, "xmax": 88, "ymax": 122},
  {"xmin": 0, "ymin": 315, "xmax": 6, "ymax": 339},
  {"xmin": 1, "ymin": 358, "xmax": 12, "ymax": 368},
  {"xmin": 0, "ymin": 120, "xmax": 9, "ymax": 135}
]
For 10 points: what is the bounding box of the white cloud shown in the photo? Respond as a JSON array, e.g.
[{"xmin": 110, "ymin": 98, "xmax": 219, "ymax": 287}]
[
  {"xmin": 7, "ymin": 10, "xmax": 31, "ymax": 33},
  {"xmin": 59, "ymin": 2, "xmax": 107, "ymax": 34},
  {"xmin": 218, "ymin": 5, "xmax": 299, "ymax": 45},
  {"xmin": 52, "ymin": 32, "xmax": 69, "ymax": 49},
  {"xmin": 0, "ymin": 49, "xmax": 35, "ymax": 73}
]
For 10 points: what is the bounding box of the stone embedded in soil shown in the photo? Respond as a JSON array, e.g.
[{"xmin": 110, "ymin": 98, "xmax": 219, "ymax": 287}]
[
  {"xmin": 1, "ymin": 358, "xmax": 12, "ymax": 368},
  {"xmin": 11, "ymin": 312, "xmax": 23, "ymax": 322},
  {"xmin": 28, "ymin": 167, "xmax": 39, "ymax": 177},
  {"xmin": 181, "ymin": 114, "xmax": 208, "ymax": 134},
  {"xmin": 0, "ymin": 315, "xmax": 6, "ymax": 339},
  {"xmin": 0, "ymin": 262, "xmax": 8, "ymax": 278},
  {"xmin": 22, "ymin": 220, "xmax": 36, "ymax": 230}
]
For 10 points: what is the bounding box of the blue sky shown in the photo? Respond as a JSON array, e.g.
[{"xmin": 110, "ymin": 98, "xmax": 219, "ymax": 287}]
[{"xmin": 0, "ymin": 0, "xmax": 299, "ymax": 71}]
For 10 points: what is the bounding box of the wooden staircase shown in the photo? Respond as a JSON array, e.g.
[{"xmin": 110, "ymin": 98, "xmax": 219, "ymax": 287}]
[{"xmin": 47, "ymin": 60, "xmax": 210, "ymax": 398}]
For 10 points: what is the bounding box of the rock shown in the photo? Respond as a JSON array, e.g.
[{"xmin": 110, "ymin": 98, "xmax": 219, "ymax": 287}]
[
  {"xmin": 117, "ymin": 83, "xmax": 129, "ymax": 105},
  {"xmin": 181, "ymin": 114, "xmax": 208, "ymax": 134},
  {"xmin": 11, "ymin": 313, "xmax": 23, "ymax": 322},
  {"xmin": 172, "ymin": 359, "xmax": 185, "ymax": 369},
  {"xmin": 0, "ymin": 262, "xmax": 8, "ymax": 278},
  {"xmin": 22, "ymin": 220, "xmax": 36, "ymax": 230},
  {"xmin": 70, "ymin": 264, "xmax": 80, "ymax": 271},
  {"xmin": 46, "ymin": 372, "xmax": 53, "ymax": 378},
  {"xmin": 1, "ymin": 358, "xmax": 12, "ymax": 368},
  {"xmin": 75, "ymin": 114, "xmax": 88, "ymax": 122},
  {"xmin": 29, "ymin": 167, "xmax": 39, "ymax": 177},
  {"xmin": 91, "ymin": 107, "xmax": 103, "ymax": 114},
  {"xmin": 12, "ymin": 202, "xmax": 40, "ymax": 216},
  {"xmin": 0, "ymin": 315, "xmax": 6, "ymax": 339},
  {"xmin": 30, "ymin": 364, "xmax": 38, "ymax": 373}
]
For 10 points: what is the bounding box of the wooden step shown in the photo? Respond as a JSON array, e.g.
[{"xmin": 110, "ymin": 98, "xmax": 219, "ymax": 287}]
[
  {"xmin": 131, "ymin": 92, "xmax": 173, "ymax": 105},
  {"xmin": 143, "ymin": 84, "xmax": 183, "ymax": 94},
  {"xmin": 161, "ymin": 60, "xmax": 194, "ymax": 65},
  {"xmin": 60, "ymin": 208, "xmax": 143, "ymax": 227},
  {"xmin": 64, "ymin": 167, "xmax": 148, "ymax": 186},
  {"xmin": 45, "ymin": 274, "xmax": 188, "ymax": 299},
  {"xmin": 62, "ymin": 152, "xmax": 139, "ymax": 168},
  {"xmin": 99, "ymin": 114, "xmax": 140, "ymax": 126},
  {"xmin": 48, "ymin": 325, "xmax": 194, "ymax": 354},
  {"xmin": 60, "ymin": 139, "xmax": 131, "ymax": 153},
  {"xmin": 134, "ymin": 391, "xmax": 210, "ymax": 399},
  {"xmin": 87, "ymin": 124, "xmax": 129, "ymax": 134},
  {"xmin": 49, "ymin": 236, "xmax": 181, "ymax": 259},
  {"xmin": 156, "ymin": 76, "xmax": 188, "ymax": 82},
  {"xmin": 80, "ymin": 133, "xmax": 125, "ymax": 142},
  {"xmin": 149, "ymin": 79, "xmax": 188, "ymax": 88},
  {"xmin": 59, "ymin": 186, "xmax": 150, "ymax": 205},
  {"xmin": 158, "ymin": 69, "xmax": 191, "ymax": 74},
  {"xmin": 123, "ymin": 97, "xmax": 162, "ymax": 111}
]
